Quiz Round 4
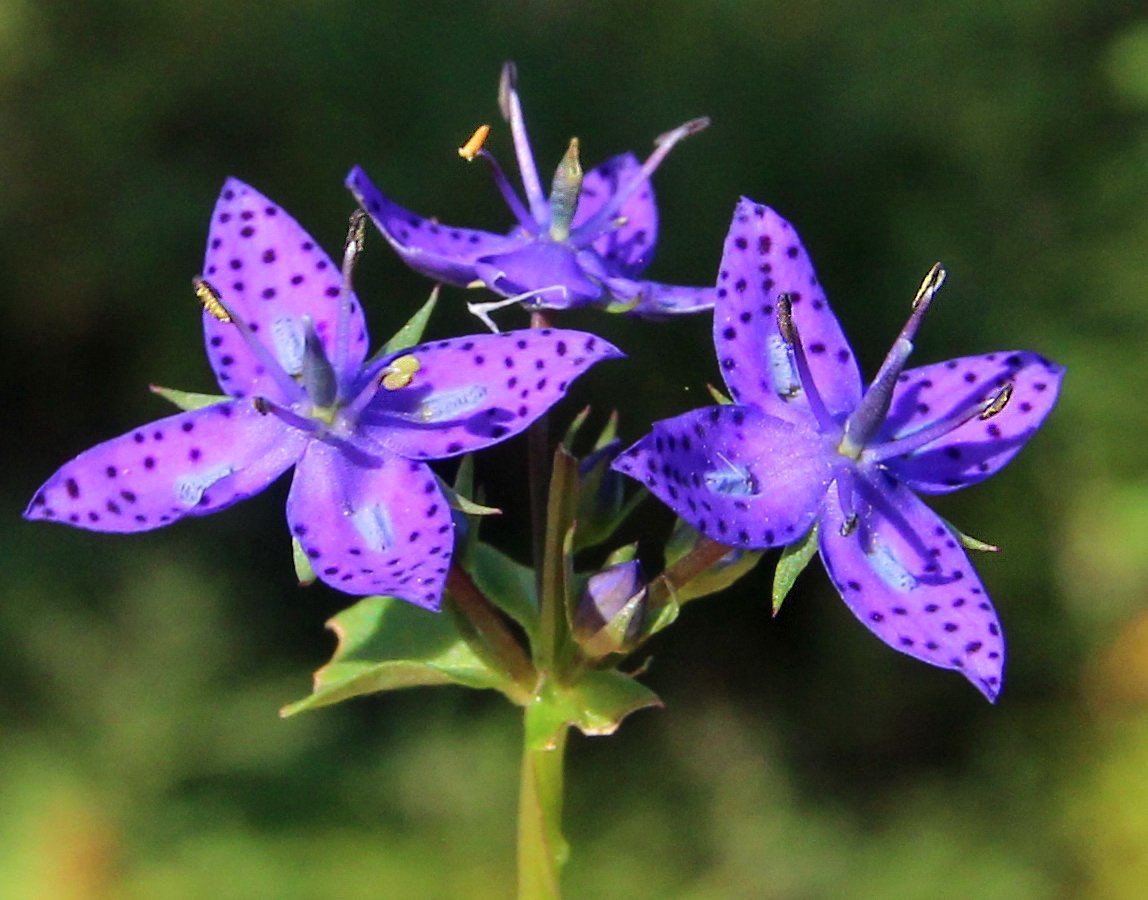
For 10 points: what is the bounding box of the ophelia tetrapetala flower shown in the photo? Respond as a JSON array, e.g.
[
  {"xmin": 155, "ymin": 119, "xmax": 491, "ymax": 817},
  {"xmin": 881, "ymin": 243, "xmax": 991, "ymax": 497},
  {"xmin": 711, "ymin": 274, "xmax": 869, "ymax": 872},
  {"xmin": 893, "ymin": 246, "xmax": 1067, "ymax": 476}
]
[
  {"xmin": 347, "ymin": 63, "xmax": 715, "ymax": 322},
  {"xmin": 25, "ymin": 179, "xmax": 621, "ymax": 608},
  {"xmin": 612, "ymin": 198, "xmax": 1063, "ymax": 700}
]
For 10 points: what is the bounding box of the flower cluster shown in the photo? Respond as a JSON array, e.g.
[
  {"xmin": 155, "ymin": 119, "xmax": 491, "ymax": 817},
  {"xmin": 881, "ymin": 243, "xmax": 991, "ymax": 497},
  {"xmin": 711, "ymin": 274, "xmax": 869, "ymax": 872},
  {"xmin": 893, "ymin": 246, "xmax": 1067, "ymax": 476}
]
[{"xmin": 26, "ymin": 66, "xmax": 1062, "ymax": 700}]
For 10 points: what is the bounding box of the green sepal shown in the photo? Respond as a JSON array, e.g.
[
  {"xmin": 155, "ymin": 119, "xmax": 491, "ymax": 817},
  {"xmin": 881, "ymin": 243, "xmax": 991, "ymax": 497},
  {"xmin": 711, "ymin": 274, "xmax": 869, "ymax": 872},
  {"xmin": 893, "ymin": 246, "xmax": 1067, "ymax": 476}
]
[
  {"xmin": 149, "ymin": 384, "xmax": 229, "ymax": 411},
  {"xmin": 292, "ymin": 537, "xmax": 316, "ymax": 586},
  {"xmin": 664, "ymin": 519, "xmax": 764, "ymax": 604},
  {"xmin": 941, "ymin": 517, "xmax": 1000, "ymax": 553},
  {"xmin": 572, "ymin": 411, "xmax": 640, "ymax": 551},
  {"xmin": 605, "ymin": 542, "xmax": 638, "ymax": 566},
  {"xmin": 375, "ymin": 285, "xmax": 439, "ymax": 360},
  {"xmin": 574, "ymin": 589, "xmax": 646, "ymax": 659},
  {"xmin": 524, "ymin": 671, "xmax": 662, "ymax": 750},
  {"xmin": 467, "ymin": 540, "xmax": 539, "ymax": 645},
  {"xmin": 772, "ymin": 523, "xmax": 819, "ymax": 615},
  {"xmin": 602, "ymin": 295, "xmax": 641, "ymax": 315},
  {"xmin": 561, "ymin": 406, "xmax": 592, "ymax": 449},
  {"xmin": 437, "ymin": 474, "xmax": 502, "ymax": 517},
  {"xmin": 280, "ymin": 595, "xmax": 510, "ymax": 716},
  {"xmin": 706, "ymin": 383, "xmax": 733, "ymax": 405}
]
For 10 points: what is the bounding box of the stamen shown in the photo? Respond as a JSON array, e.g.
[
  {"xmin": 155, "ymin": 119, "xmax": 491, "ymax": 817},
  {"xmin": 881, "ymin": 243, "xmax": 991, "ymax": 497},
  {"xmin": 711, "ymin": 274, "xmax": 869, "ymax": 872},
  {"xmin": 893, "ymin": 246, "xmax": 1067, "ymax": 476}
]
[
  {"xmin": 841, "ymin": 263, "xmax": 948, "ymax": 453},
  {"xmin": 571, "ymin": 116, "xmax": 710, "ymax": 243},
  {"xmin": 301, "ymin": 316, "xmax": 338, "ymax": 408},
  {"xmin": 775, "ymin": 295, "xmax": 836, "ymax": 430},
  {"xmin": 466, "ymin": 285, "xmax": 567, "ymax": 333},
  {"xmin": 548, "ymin": 137, "xmax": 583, "ymax": 241},
  {"xmin": 332, "ymin": 210, "xmax": 367, "ymax": 396},
  {"xmin": 458, "ymin": 124, "xmax": 491, "ymax": 161},
  {"xmin": 863, "ymin": 382, "xmax": 1015, "ymax": 463},
  {"xmin": 835, "ymin": 468, "xmax": 858, "ymax": 535},
  {"xmin": 498, "ymin": 62, "xmax": 548, "ymax": 223},
  {"xmin": 979, "ymin": 383, "xmax": 1012, "ymax": 419},
  {"xmin": 252, "ymin": 395, "xmax": 325, "ymax": 431},
  {"xmin": 194, "ymin": 277, "xmax": 303, "ymax": 404}
]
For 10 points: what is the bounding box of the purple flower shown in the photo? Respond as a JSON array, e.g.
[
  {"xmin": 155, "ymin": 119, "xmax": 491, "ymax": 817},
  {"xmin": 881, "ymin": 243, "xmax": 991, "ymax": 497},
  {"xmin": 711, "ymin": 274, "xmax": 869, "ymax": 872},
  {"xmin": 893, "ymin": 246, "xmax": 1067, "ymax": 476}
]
[
  {"xmin": 612, "ymin": 198, "xmax": 1064, "ymax": 700},
  {"xmin": 25, "ymin": 178, "xmax": 622, "ymax": 608},
  {"xmin": 347, "ymin": 63, "xmax": 714, "ymax": 322}
]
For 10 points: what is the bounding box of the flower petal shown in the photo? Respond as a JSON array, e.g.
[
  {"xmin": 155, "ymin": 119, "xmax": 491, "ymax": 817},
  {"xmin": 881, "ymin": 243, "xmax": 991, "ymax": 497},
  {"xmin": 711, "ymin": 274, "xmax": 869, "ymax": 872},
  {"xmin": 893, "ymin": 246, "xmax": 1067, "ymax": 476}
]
[
  {"xmin": 474, "ymin": 243, "xmax": 603, "ymax": 308},
  {"xmin": 25, "ymin": 401, "xmax": 305, "ymax": 532},
  {"xmin": 286, "ymin": 440, "xmax": 454, "ymax": 607},
  {"xmin": 359, "ymin": 329, "xmax": 623, "ymax": 458},
  {"xmin": 612, "ymin": 405, "xmax": 833, "ymax": 548},
  {"xmin": 572, "ymin": 152, "xmax": 657, "ymax": 278},
  {"xmin": 713, "ymin": 198, "xmax": 862, "ymax": 423},
  {"xmin": 881, "ymin": 352, "xmax": 1065, "ymax": 494},
  {"xmin": 203, "ymin": 179, "xmax": 369, "ymax": 401},
  {"xmin": 606, "ymin": 276, "xmax": 716, "ymax": 317},
  {"xmin": 347, "ymin": 165, "xmax": 526, "ymax": 286},
  {"xmin": 819, "ymin": 470, "xmax": 1005, "ymax": 701}
]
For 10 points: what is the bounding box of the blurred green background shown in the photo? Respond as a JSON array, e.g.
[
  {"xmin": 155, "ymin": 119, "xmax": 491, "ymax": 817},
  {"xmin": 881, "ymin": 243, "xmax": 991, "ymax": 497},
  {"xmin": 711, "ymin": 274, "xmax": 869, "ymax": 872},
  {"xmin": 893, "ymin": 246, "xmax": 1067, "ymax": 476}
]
[{"xmin": 3, "ymin": 1, "xmax": 1147, "ymax": 897}]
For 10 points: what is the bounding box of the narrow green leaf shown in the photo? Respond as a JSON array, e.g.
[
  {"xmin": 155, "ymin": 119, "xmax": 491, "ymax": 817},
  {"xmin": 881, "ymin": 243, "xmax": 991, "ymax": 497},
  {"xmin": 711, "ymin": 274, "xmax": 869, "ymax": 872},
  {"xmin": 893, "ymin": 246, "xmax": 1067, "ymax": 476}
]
[
  {"xmin": 592, "ymin": 410, "xmax": 619, "ymax": 450},
  {"xmin": 772, "ymin": 523, "xmax": 820, "ymax": 615},
  {"xmin": 437, "ymin": 475, "xmax": 502, "ymax": 516},
  {"xmin": 941, "ymin": 517, "xmax": 1000, "ymax": 553},
  {"xmin": 149, "ymin": 384, "xmax": 228, "ymax": 411},
  {"xmin": 467, "ymin": 540, "xmax": 539, "ymax": 643},
  {"xmin": 539, "ymin": 447, "xmax": 579, "ymax": 669},
  {"xmin": 280, "ymin": 595, "xmax": 508, "ymax": 716},
  {"xmin": 525, "ymin": 671, "xmax": 662, "ymax": 749},
  {"xmin": 292, "ymin": 537, "xmax": 316, "ymax": 586},
  {"xmin": 561, "ymin": 405, "xmax": 592, "ymax": 449},
  {"xmin": 378, "ymin": 285, "xmax": 440, "ymax": 358},
  {"xmin": 706, "ymin": 383, "xmax": 733, "ymax": 405}
]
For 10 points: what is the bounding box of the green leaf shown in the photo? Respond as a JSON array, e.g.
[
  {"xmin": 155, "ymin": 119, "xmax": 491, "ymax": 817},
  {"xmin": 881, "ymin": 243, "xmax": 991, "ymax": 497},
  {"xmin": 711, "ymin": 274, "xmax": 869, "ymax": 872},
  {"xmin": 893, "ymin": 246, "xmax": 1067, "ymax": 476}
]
[
  {"xmin": 149, "ymin": 384, "xmax": 229, "ymax": 411},
  {"xmin": 525, "ymin": 671, "xmax": 662, "ymax": 749},
  {"xmin": 467, "ymin": 540, "xmax": 539, "ymax": 644},
  {"xmin": 561, "ymin": 405, "xmax": 592, "ymax": 449},
  {"xmin": 664, "ymin": 519, "xmax": 764, "ymax": 604},
  {"xmin": 772, "ymin": 523, "xmax": 819, "ymax": 615},
  {"xmin": 437, "ymin": 475, "xmax": 502, "ymax": 517},
  {"xmin": 706, "ymin": 383, "xmax": 733, "ymax": 405},
  {"xmin": 292, "ymin": 537, "xmax": 316, "ymax": 586},
  {"xmin": 280, "ymin": 595, "xmax": 509, "ymax": 716},
  {"xmin": 539, "ymin": 447, "xmax": 579, "ymax": 669},
  {"xmin": 941, "ymin": 517, "xmax": 1000, "ymax": 553},
  {"xmin": 378, "ymin": 285, "xmax": 439, "ymax": 358}
]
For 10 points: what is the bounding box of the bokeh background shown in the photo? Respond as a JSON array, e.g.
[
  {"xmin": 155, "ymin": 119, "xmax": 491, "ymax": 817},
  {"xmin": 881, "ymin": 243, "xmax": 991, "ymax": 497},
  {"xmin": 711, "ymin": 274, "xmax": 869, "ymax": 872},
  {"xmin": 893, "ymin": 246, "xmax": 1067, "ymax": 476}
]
[{"xmin": 3, "ymin": 1, "xmax": 1147, "ymax": 897}]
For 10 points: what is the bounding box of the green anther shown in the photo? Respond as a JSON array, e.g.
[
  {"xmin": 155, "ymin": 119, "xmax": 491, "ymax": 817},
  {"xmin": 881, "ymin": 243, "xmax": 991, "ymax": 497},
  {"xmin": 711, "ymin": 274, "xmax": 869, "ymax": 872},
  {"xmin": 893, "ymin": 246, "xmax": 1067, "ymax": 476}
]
[{"xmin": 548, "ymin": 137, "xmax": 583, "ymax": 241}]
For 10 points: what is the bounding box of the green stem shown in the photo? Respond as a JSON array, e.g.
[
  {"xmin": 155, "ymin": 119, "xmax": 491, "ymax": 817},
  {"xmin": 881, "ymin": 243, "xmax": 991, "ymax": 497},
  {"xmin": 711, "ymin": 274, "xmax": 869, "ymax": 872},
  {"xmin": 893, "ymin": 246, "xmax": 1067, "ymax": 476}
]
[
  {"xmin": 527, "ymin": 308, "xmax": 555, "ymax": 602},
  {"xmin": 446, "ymin": 565, "xmax": 536, "ymax": 705},
  {"xmin": 645, "ymin": 535, "xmax": 733, "ymax": 610},
  {"xmin": 517, "ymin": 719, "xmax": 570, "ymax": 900}
]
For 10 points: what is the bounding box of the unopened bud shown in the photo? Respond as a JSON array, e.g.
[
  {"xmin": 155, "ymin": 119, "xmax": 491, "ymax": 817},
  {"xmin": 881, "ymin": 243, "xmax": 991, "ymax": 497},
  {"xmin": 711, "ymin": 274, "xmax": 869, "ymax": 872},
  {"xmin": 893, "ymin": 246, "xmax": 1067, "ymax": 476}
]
[{"xmin": 572, "ymin": 561, "xmax": 647, "ymax": 657}]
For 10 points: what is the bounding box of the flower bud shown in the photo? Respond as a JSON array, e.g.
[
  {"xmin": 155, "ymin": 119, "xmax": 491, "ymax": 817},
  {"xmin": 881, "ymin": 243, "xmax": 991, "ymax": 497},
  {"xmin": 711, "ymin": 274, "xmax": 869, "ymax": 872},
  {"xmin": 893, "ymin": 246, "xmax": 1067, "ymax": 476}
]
[{"xmin": 572, "ymin": 560, "xmax": 647, "ymax": 657}]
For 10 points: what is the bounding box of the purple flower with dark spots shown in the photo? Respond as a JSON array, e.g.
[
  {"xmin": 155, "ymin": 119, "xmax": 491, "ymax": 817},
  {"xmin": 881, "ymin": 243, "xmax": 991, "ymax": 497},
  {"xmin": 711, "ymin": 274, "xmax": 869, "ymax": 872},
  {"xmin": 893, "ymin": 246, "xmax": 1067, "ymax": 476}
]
[
  {"xmin": 26, "ymin": 178, "xmax": 622, "ymax": 609},
  {"xmin": 612, "ymin": 198, "xmax": 1064, "ymax": 700},
  {"xmin": 347, "ymin": 62, "xmax": 715, "ymax": 323}
]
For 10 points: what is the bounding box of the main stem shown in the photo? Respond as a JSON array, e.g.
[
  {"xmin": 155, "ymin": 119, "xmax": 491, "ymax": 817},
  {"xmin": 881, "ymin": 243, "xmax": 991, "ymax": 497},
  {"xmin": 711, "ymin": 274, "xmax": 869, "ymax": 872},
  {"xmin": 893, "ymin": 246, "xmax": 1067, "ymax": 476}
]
[
  {"xmin": 518, "ymin": 306, "xmax": 569, "ymax": 899},
  {"xmin": 517, "ymin": 722, "xmax": 570, "ymax": 900}
]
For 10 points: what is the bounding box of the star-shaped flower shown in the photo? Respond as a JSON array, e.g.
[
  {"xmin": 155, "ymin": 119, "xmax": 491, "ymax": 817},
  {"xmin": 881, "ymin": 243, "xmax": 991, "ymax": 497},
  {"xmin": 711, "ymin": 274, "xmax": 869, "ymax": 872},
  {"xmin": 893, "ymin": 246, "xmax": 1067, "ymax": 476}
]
[
  {"xmin": 26, "ymin": 179, "xmax": 622, "ymax": 608},
  {"xmin": 612, "ymin": 198, "xmax": 1064, "ymax": 700},
  {"xmin": 347, "ymin": 63, "xmax": 715, "ymax": 323}
]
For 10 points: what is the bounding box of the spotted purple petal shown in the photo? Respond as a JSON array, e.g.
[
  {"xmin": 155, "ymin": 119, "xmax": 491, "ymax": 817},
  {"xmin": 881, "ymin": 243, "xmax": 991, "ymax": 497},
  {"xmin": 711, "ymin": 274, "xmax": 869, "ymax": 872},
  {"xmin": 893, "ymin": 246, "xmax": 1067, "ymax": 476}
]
[
  {"xmin": 360, "ymin": 329, "xmax": 623, "ymax": 459},
  {"xmin": 714, "ymin": 198, "xmax": 862, "ymax": 423},
  {"xmin": 612, "ymin": 405, "xmax": 832, "ymax": 548},
  {"xmin": 287, "ymin": 440, "xmax": 454, "ymax": 606},
  {"xmin": 474, "ymin": 243, "xmax": 604, "ymax": 308},
  {"xmin": 347, "ymin": 165, "xmax": 527, "ymax": 287},
  {"xmin": 881, "ymin": 352, "xmax": 1065, "ymax": 494},
  {"xmin": 25, "ymin": 401, "xmax": 306, "ymax": 532},
  {"xmin": 203, "ymin": 179, "xmax": 369, "ymax": 401},
  {"xmin": 571, "ymin": 152, "xmax": 658, "ymax": 278},
  {"xmin": 819, "ymin": 471, "xmax": 1004, "ymax": 701}
]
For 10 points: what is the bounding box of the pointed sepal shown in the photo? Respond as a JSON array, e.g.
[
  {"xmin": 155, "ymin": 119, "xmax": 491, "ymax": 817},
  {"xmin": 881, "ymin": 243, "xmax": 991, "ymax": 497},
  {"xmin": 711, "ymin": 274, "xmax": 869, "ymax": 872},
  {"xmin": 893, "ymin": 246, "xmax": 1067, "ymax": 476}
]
[
  {"xmin": 663, "ymin": 519, "xmax": 765, "ymax": 604},
  {"xmin": 772, "ymin": 523, "xmax": 819, "ymax": 615},
  {"xmin": 149, "ymin": 384, "xmax": 230, "ymax": 411}
]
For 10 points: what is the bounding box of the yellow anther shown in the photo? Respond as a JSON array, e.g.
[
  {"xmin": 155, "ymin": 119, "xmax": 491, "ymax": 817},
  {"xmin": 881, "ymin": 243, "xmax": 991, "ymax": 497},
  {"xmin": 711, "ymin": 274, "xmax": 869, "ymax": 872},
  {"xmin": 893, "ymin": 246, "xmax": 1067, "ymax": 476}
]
[
  {"xmin": 381, "ymin": 354, "xmax": 422, "ymax": 391},
  {"xmin": 194, "ymin": 277, "xmax": 232, "ymax": 323},
  {"xmin": 979, "ymin": 383, "xmax": 1013, "ymax": 420},
  {"xmin": 912, "ymin": 262, "xmax": 947, "ymax": 310},
  {"xmin": 458, "ymin": 124, "xmax": 491, "ymax": 161}
]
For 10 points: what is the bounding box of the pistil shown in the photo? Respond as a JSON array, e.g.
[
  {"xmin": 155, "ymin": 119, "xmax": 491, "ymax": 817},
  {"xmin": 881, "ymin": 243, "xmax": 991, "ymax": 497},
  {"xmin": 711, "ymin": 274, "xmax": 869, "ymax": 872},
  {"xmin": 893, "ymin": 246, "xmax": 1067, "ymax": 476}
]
[{"xmin": 571, "ymin": 116, "xmax": 709, "ymax": 243}]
